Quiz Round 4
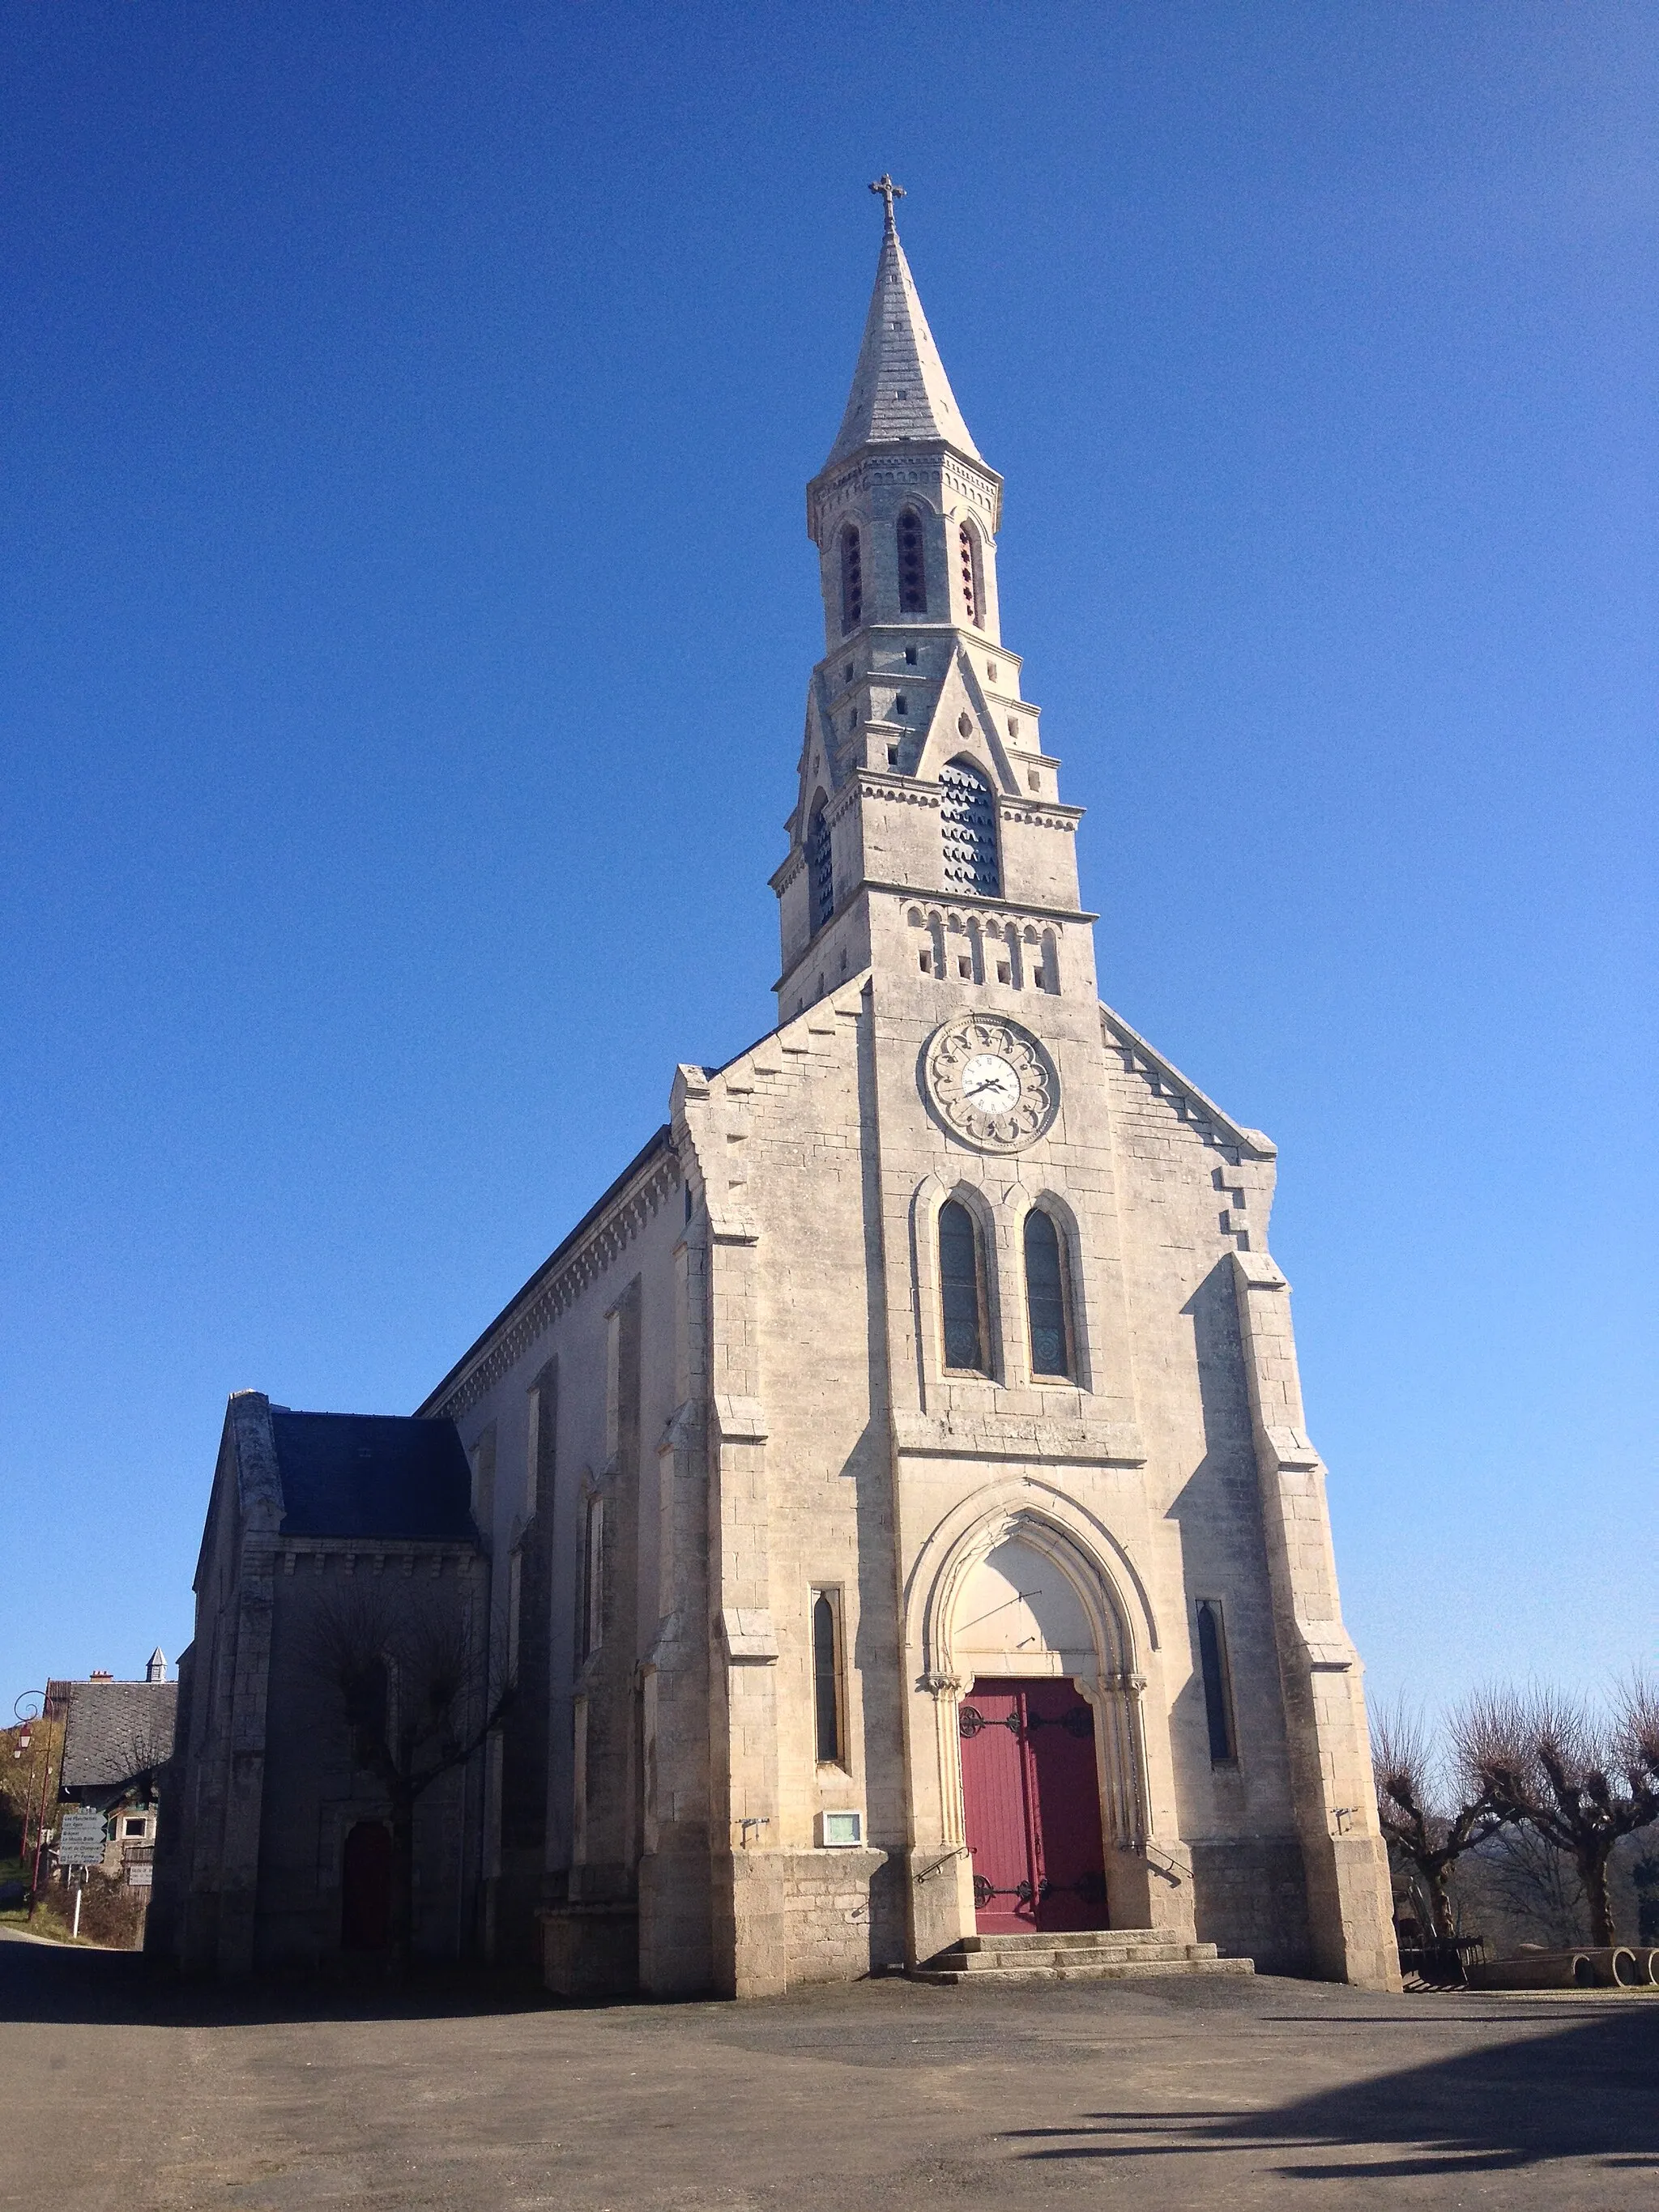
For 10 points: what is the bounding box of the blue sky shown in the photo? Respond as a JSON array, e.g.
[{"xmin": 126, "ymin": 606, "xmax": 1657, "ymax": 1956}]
[{"xmin": 2, "ymin": 2, "xmax": 1653, "ymax": 1728}]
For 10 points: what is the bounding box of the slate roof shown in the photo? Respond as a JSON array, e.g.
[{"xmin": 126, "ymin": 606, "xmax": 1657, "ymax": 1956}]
[
  {"xmin": 271, "ymin": 1411, "xmax": 477, "ymax": 1542},
  {"xmin": 60, "ymin": 1680, "xmax": 177, "ymax": 1794}
]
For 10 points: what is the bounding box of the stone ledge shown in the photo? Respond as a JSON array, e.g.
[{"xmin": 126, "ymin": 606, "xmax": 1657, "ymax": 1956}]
[{"xmin": 892, "ymin": 1410, "xmax": 1148, "ymax": 1467}]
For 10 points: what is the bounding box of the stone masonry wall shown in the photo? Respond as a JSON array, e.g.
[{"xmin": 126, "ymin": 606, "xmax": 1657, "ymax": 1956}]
[{"xmin": 781, "ymin": 1848, "xmax": 904, "ymax": 1985}]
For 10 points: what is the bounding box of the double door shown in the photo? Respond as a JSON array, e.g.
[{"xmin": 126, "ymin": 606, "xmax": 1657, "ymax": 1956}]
[{"xmin": 958, "ymin": 1677, "xmax": 1110, "ymax": 1933}]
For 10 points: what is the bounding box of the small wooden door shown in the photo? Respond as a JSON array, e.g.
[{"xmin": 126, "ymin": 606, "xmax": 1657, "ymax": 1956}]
[
  {"xmin": 959, "ymin": 1678, "xmax": 1110, "ymax": 1934},
  {"xmin": 340, "ymin": 1820, "xmax": 392, "ymax": 1951}
]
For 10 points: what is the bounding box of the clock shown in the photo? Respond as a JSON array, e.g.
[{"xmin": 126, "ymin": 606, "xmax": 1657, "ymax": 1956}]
[{"xmin": 923, "ymin": 1016, "xmax": 1060, "ymax": 1153}]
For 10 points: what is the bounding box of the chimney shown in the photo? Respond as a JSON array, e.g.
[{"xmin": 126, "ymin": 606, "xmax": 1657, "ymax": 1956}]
[{"xmin": 89, "ymin": 1670, "xmax": 113, "ymax": 1681}]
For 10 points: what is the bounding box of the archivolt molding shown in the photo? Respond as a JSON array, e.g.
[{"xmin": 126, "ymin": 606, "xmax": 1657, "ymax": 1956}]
[
  {"xmin": 906, "ymin": 1483, "xmax": 1158, "ymax": 1854},
  {"xmin": 428, "ymin": 1152, "xmax": 681, "ymax": 1422},
  {"xmin": 904, "ymin": 1478, "xmax": 1159, "ymax": 1684}
]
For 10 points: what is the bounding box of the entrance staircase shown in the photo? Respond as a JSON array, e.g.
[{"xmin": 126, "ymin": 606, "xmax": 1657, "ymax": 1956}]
[{"xmin": 911, "ymin": 1929, "xmax": 1254, "ymax": 1986}]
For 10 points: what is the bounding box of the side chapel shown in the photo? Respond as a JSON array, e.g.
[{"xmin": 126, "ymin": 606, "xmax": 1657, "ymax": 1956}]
[{"xmin": 162, "ymin": 183, "xmax": 1400, "ymax": 1994}]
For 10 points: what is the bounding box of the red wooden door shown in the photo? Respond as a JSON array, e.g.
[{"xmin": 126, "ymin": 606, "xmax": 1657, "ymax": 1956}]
[
  {"xmin": 1021, "ymin": 1678, "xmax": 1111, "ymax": 1929},
  {"xmin": 960, "ymin": 1678, "xmax": 1109, "ymax": 1934},
  {"xmin": 340, "ymin": 1820, "xmax": 392, "ymax": 1951},
  {"xmin": 959, "ymin": 1683, "xmax": 1038, "ymax": 1932}
]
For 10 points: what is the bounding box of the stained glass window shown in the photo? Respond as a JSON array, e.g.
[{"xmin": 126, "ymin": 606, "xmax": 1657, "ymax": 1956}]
[
  {"xmin": 1025, "ymin": 1208, "xmax": 1071, "ymax": 1378},
  {"xmin": 940, "ymin": 1200, "xmax": 988, "ymax": 1373}
]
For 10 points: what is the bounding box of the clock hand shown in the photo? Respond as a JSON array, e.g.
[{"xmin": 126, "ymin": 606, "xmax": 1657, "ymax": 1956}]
[{"xmin": 966, "ymin": 1077, "xmax": 1014, "ymax": 1099}]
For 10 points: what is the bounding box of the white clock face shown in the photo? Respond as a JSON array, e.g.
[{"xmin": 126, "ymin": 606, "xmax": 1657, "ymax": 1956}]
[
  {"xmin": 960, "ymin": 1053, "xmax": 1021, "ymax": 1114},
  {"xmin": 923, "ymin": 1017, "xmax": 1060, "ymax": 1153}
]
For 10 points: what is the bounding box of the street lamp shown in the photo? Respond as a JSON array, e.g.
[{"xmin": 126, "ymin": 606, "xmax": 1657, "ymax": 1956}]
[{"xmin": 13, "ymin": 1692, "xmax": 55, "ymax": 1917}]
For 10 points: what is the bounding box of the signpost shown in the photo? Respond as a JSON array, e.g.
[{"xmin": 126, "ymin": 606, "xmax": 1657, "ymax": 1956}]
[
  {"xmin": 56, "ymin": 1812, "xmax": 106, "ymax": 1941},
  {"xmin": 57, "ymin": 1811, "xmax": 107, "ymax": 1865}
]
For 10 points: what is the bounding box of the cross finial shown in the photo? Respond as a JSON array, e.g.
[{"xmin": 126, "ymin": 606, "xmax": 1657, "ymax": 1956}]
[{"xmin": 868, "ymin": 174, "xmax": 905, "ymax": 230}]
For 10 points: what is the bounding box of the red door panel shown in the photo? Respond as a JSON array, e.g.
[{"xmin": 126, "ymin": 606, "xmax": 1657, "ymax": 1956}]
[
  {"xmin": 959, "ymin": 1684, "xmax": 1037, "ymax": 1931},
  {"xmin": 960, "ymin": 1677, "xmax": 1110, "ymax": 1935},
  {"xmin": 1022, "ymin": 1679, "xmax": 1110, "ymax": 1930}
]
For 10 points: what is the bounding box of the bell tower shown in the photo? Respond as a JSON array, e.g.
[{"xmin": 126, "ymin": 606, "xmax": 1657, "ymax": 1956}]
[{"xmin": 774, "ymin": 181, "xmax": 1090, "ymax": 1020}]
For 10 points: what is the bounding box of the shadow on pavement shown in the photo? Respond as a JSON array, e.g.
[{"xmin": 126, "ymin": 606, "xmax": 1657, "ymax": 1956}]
[
  {"xmin": 0, "ymin": 1926, "xmax": 554, "ymax": 2027},
  {"xmin": 1006, "ymin": 2009, "xmax": 1659, "ymax": 2179}
]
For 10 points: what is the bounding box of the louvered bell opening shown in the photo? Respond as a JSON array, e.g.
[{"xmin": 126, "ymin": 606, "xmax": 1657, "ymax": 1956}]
[{"xmin": 939, "ymin": 761, "xmax": 1000, "ymax": 896}]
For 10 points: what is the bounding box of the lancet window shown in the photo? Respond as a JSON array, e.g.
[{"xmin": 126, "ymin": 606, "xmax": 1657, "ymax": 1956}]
[
  {"xmin": 1024, "ymin": 1208, "xmax": 1073, "ymax": 1379},
  {"xmin": 1196, "ymin": 1600, "xmax": 1238, "ymax": 1765},
  {"xmin": 939, "ymin": 759, "xmax": 1000, "ymax": 896},
  {"xmin": 939, "ymin": 1199, "xmax": 990, "ymax": 1375},
  {"xmin": 812, "ymin": 1590, "xmax": 843, "ymax": 1764},
  {"xmin": 958, "ymin": 521, "xmax": 983, "ymax": 627},
  {"xmin": 808, "ymin": 797, "xmax": 834, "ymax": 934},
  {"xmin": 897, "ymin": 507, "xmax": 927, "ymax": 613},
  {"xmin": 839, "ymin": 526, "xmax": 864, "ymax": 633}
]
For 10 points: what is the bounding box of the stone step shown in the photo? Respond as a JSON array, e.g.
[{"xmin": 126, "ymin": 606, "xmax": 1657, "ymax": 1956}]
[
  {"xmin": 935, "ymin": 1940, "xmax": 1222, "ymax": 1972},
  {"xmin": 954, "ymin": 1931, "xmax": 1221, "ymax": 1959},
  {"xmin": 910, "ymin": 1955, "xmax": 1255, "ymax": 1987}
]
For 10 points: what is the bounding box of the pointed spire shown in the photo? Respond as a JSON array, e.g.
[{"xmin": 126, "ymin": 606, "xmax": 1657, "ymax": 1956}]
[{"xmin": 821, "ymin": 181, "xmax": 983, "ymax": 471}]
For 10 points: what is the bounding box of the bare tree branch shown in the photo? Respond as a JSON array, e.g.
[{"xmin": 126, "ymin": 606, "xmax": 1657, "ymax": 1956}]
[
  {"xmin": 1371, "ymin": 1697, "xmax": 1508, "ymax": 1941},
  {"xmin": 301, "ymin": 1581, "xmax": 511, "ymax": 1970},
  {"xmin": 1452, "ymin": 1681, "xmax": 1659, "ymax": 1946}
]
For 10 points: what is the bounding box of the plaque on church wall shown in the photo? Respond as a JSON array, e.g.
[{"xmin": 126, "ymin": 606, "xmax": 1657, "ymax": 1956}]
[{"xmin": 923, "ymin": 1016, "xmax": 1060, "ymax": 1153}]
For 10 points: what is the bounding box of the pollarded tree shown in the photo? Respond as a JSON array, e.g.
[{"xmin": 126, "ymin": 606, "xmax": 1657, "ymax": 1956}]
[
  {"xmin": 1371, "ymin": 1700, "xmax": 1508, "ymax": 1941},
  {"xmin": 305, "ymin": 1584, "xmax": 513, "ymax": 1971},
  {"xmin": 1453, "ymin": 1680, "xmax": 1659, "ymax": 1948}
]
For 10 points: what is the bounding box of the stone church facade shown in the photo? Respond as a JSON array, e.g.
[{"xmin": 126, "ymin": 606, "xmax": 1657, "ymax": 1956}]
[
  {"xmin": 157, "ymin": 192, "xmax": 1398, "ymax": 1993},
  {"xmin": 413, "ymin": 192, "xmax": 1399, "ymax": 1997}
]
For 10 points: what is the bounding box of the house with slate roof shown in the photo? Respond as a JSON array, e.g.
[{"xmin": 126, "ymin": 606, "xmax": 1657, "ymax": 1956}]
[
  {"xmin": 57, "ymin": 1660, "xmax": 177, "ymax": 1883},
  {"xmin": 148, "ymin": 1393, "xmax": 487, "ymax": 1973}
]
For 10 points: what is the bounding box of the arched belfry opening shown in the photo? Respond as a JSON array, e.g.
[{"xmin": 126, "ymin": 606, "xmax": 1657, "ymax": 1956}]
[
  {"xmin": 807, "ymin": 795, "xmax": 834, "ymax": 935},
  {"xmin": 957, "ymin": 519, "xmax": 985, "ymax": 628},
  {"xmin": 838, "ymin": 526, "xmax": 863, "ymax": 634},
  {"xmin": 897, "ymin": 506, "xmax": 928, "ymax": 613},
  {"xmin": 939, "ymin": 758, "xmax": 1000, "ymax": 896}
]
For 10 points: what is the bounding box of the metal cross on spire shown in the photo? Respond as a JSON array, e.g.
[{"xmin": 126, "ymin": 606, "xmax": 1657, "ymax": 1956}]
[{"xmin": 868, "ymin": 174, "xmax": 906, "ymax": 229}]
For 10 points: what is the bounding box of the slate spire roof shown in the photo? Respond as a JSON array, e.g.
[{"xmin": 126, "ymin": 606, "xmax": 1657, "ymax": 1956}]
[{"xmin": 822, "ymin": 189, "xmax": 982, "ymax": 471}]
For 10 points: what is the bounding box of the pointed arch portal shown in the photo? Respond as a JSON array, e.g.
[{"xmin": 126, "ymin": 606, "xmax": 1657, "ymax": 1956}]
[{"xmin": 908, "ymin": 1498, "xmax": 1156, "ymax": 1938}]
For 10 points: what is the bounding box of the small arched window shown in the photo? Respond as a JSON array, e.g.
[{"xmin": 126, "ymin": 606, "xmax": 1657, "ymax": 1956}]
[
  {"xmin": 939, "ymin": 1199, "xmax": 989, "ymax": 1374},
  {"xmin": 839, "ymin": 526, "xmax": 864, "ymax": 634},
  {"xmin": 1196, "ymin": 1600, "xmax": 1238, "ymax": 1765},
  {"xmin": 808, "ymin": 797, "xmax": 833, "ymax": 934},
  {"xmin": 939, "ymin": 759, "xmax": 1000, "ymax": 896},
  {"xmin": 812, "ymin": 1590, "xmax": 842, "ymax": 1763},
  {"xmin": 958, "ymin": 522, "xmax": 983, "ymax": 627},
  {"xmin": 898, "ymin": 507, "xmax": 927, "ymax": 613},
  {"xmin": 1024, "ymin": 1208, "xmax": 1073, "ymax": 1379}
]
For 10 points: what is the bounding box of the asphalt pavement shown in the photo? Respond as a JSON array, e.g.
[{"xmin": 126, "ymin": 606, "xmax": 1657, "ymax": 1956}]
[{"xmin": 2, "ymin": 1922, "xmax": 1656, "ymax": 2210}]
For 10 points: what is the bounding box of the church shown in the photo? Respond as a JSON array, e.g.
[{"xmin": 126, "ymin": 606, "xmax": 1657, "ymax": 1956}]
[{"xmin": 157, "ymin": 185, "xmax": 1399, "ymax": 1996}]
